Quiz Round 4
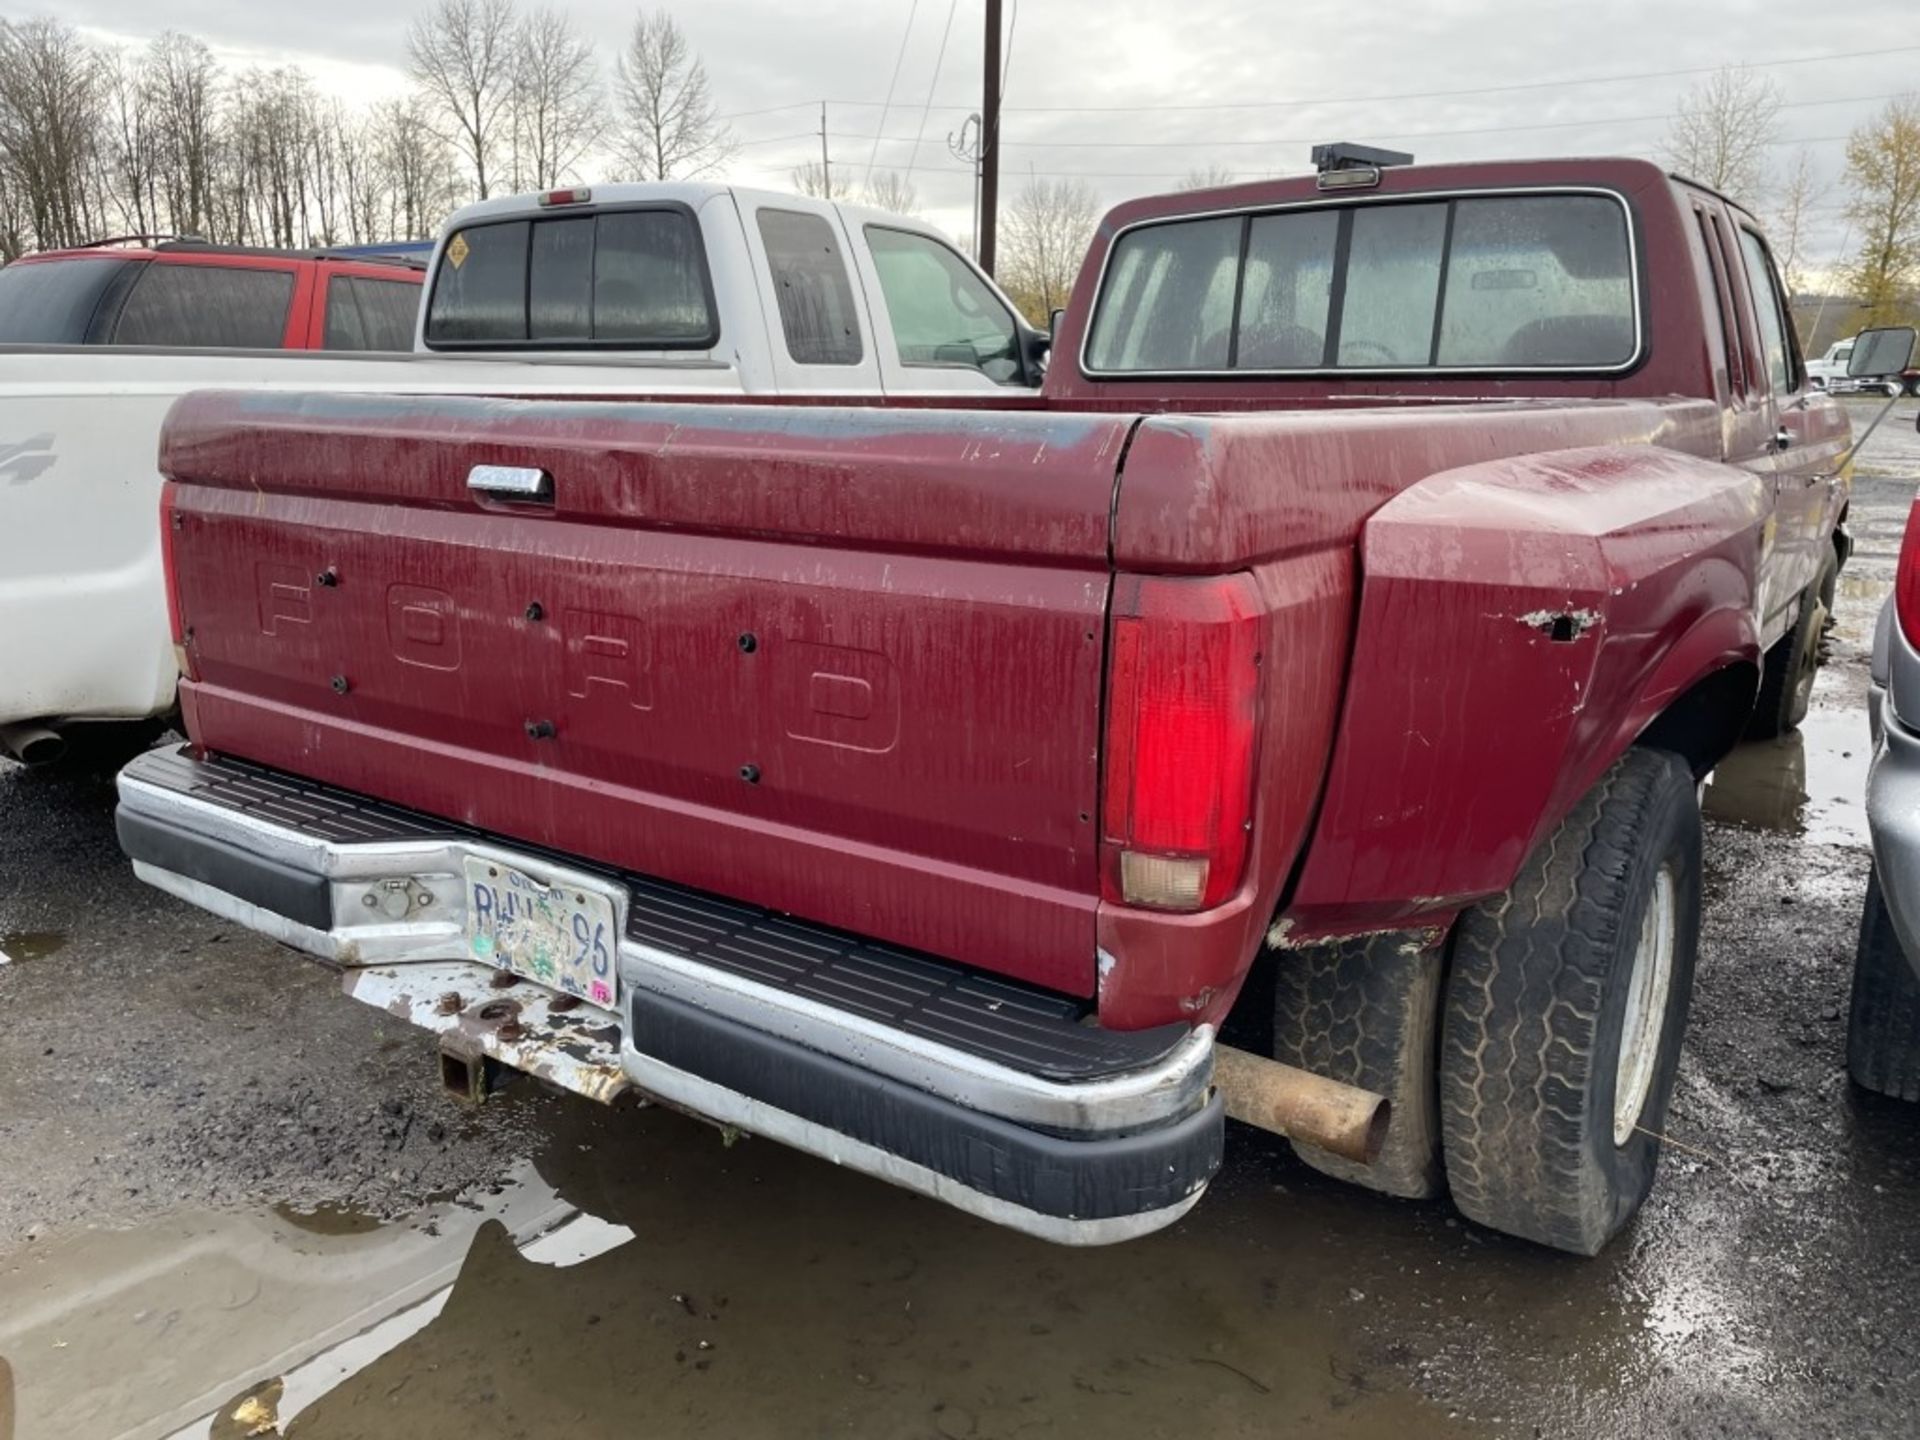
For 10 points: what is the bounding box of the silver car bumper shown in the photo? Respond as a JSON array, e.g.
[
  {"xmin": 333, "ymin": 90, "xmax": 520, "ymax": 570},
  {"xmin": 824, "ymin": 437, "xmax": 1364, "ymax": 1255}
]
[{"xmin": 116, "ymin": 745, "xmax": 1223, "ymax": 1245}]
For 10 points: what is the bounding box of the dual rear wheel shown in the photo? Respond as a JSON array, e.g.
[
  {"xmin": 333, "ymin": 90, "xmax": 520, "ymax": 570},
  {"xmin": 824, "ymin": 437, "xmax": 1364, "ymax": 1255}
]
[{"xmin": 1274, "ymin": 747, "xmax": 1702, "ymax": 1255}]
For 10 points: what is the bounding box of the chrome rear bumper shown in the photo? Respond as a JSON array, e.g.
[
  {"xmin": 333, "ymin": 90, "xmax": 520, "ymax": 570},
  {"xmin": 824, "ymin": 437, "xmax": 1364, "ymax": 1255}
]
[{"xmin": 118, "ymin": 745, "xmax": 1222, "ymax": 1244}]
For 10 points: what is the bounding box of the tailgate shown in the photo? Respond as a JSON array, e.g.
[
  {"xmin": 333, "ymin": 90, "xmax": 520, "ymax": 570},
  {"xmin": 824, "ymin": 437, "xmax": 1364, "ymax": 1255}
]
[{"xmin": 161, "ymin": 392, "xmax": 1130, "ymax": 996}]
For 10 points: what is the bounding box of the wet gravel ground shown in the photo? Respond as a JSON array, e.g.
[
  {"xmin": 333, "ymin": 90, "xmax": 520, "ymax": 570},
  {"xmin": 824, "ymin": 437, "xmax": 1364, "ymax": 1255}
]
[
  {"xmin": 1, "ymin": 398, "xmax": 1918, "ymax": 1439},
  {"xmin": 0, "ymin": 764, "xmax": 566, "ymax": 1245}
]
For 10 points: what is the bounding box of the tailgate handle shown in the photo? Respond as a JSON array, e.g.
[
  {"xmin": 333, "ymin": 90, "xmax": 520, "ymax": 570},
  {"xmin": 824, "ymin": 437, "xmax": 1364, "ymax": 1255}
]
[{"xmin": 468, "ymin": 464, "xmax": 553, "ymax": 503}]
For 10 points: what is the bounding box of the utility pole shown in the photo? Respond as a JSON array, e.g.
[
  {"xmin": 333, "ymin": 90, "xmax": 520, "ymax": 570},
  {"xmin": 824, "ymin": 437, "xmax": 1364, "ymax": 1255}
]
[
  {"xmin": 819, "ymin": 101, "xmax": 832, "ymax": 199},
  {"xmin": 979, "ymin": 0, "xmax": 1002, "ymax": 276}
]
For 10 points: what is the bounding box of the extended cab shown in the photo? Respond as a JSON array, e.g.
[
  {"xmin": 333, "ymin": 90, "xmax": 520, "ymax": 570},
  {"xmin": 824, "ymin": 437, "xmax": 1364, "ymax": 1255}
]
[
  {"xmin": 119, "ymin": 155, "xmax": 1851, "ymax": 1255},
  {"xmin": 0, "ymin": 184, "xmax": 1040, "ymax": 762}
]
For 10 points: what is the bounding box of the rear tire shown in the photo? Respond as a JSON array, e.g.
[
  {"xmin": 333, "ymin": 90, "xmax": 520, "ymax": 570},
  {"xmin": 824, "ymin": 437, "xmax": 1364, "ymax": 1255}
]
[
  {"xmin": 1439, "ymin": 748, "xmax": 1701, "ymax": 1255},
  {"xmin": 1271, "ymin": 932, "xmax": 1445, "ymax": 1199},
  {"xmin": 1746, "ymin": 574, "xmax": 1829, "ymax": 740},
  {"xmin": 1848, "ymin": 870, "xmax": 1920, "ymax": 1101}
]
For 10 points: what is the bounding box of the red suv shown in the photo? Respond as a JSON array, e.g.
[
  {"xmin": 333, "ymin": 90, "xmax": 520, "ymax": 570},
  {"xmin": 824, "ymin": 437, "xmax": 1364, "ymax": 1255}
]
[{"xmin": 0, "ymin": 238, "xmax": 425, "ymax": 351}]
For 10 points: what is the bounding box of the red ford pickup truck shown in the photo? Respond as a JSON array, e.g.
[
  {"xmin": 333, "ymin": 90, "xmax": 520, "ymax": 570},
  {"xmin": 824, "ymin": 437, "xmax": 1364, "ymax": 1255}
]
[{"xmin": 117, "ymin": 153, "xmax": 1850, "ymax": 1256}]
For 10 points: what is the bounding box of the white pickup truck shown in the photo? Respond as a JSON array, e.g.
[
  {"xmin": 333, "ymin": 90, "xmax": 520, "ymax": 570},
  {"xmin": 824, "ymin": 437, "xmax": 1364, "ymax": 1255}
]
[
  {"xmin": 0, "ymin": 183, "xmax": 1045, "ymax": 764},
  {"xmin": 1807, "ymin": 336, "xmax": 1858, "ymax": 393}
]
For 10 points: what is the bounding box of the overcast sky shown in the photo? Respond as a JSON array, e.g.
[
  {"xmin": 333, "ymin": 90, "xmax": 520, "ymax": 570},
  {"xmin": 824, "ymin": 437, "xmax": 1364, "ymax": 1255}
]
[{"xmin": 53, "ymin": 0, "xmax": 1920, "ymax": 264}]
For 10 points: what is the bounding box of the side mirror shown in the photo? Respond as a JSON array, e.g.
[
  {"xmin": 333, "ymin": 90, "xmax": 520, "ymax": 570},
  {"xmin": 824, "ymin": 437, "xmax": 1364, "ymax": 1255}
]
[
  {"xmin": 1847, "ymin": 326, "xmax": 1916, "ymax": 380},
  {"xmin": 1020, "ymin": 321, "xmax": 1052, "ymax": 383}
]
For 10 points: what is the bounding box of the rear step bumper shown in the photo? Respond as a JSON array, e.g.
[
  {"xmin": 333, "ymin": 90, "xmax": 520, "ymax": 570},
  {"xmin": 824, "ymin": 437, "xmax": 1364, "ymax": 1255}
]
[{"xmin": 116, "ymin": 745, "xmax": 1222, "ymax": 1245}]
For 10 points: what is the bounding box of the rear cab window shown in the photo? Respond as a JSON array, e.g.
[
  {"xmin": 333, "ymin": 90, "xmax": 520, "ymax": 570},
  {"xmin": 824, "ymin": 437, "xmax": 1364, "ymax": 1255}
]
[
  {"xmin": 1086, "ymin": 190, "xmax": 1639, "ymax": 374},
  {"xmin": 425, "ymin": 205, "xmax": 716, "ymax": 348},
  {"xmin": 112, "ymin": 263, "xmax": 295, "ymax": 347},
  {"xmin": 0, "ymin": 257, "xmax": 136, "ymax": 343}
]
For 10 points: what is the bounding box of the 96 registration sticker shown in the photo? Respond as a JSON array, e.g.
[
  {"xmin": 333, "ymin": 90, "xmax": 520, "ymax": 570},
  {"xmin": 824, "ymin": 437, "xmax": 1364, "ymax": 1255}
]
[{"xmin": 462, "ymin": 857, "xmax": 617, "ymax": 1009}]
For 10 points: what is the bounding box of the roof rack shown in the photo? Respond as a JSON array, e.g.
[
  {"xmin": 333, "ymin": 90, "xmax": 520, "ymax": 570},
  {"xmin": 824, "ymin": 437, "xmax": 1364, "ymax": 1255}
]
[{"xmin": 78, "ymin": 233, "xmax": 208, "ymax": 250}]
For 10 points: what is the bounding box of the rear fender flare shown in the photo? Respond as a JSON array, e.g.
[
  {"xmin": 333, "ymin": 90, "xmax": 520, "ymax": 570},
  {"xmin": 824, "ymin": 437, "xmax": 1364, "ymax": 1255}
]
[{"xmin": 1283, "ymin": 443, "xmax": 1766, "ymax": 934}]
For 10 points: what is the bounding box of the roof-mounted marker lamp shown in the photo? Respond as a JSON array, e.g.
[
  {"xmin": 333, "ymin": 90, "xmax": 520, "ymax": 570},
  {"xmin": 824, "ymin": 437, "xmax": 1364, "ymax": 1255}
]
[
  {"xmin": 1311, "ymin": 142, "xmax": 1415, "ymax": 192},
  {"xmin": 537, "ymin": 187, "xmax": 592, "ymax": 207}
]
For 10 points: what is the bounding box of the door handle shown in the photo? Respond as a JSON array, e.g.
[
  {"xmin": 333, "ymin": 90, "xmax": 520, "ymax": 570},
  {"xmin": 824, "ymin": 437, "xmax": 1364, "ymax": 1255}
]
[
  {"xmin": 467, "ymin": 464, "xmax": 552, "ymax": 502},
  {"xmin": 1773, "ymin": 428, "xmax": 1793, "ymax": 453}
]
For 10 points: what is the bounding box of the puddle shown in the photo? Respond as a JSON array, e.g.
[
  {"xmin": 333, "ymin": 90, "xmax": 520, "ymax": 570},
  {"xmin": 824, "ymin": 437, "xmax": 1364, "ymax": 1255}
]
[
  {"xmin": 0, "ymin": 1160, "xmax": 590, "ymax": 1440},
  {"xmin": 0, "ymin": 931, "xmax": 65, "ymax": 965},
  {"xmin": 2, "ymin": 1088, "xmax": 1902, "ymax": 1439},
  {"xmin": 1702, "ymin": 707, "xmax": 1870, "ymax": 846},
  {"xmin": 271, "ymin": 1203, "xmax": 386, "ymax": 1238},
  {"xmin": 273, "ymin": 1113, "xmax": 1484, "ymax": 1440}
]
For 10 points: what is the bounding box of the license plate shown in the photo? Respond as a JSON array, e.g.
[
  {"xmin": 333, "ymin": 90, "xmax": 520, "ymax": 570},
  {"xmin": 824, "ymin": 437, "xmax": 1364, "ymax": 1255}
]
[{"xmin": 462, "ymin": 857, "xmax": 618, "ymax": 1009}]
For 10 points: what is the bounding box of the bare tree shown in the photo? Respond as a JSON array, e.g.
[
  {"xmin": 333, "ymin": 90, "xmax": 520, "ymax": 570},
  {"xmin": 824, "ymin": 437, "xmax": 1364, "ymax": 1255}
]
[
  {"xmin": 788, "ymin": 159, "xmax": 839, "ymax": 198},
  {"xmin": 102, "ymin": 48, "xmax": 161, "ymax": 237},
  {"xmin": 145, "ymin": 32, "xmax": 219, "ymax": 237},
  {"xmin": 509, "ymin": 8, "xmax": 603, "ymax": 191},
  {"xmin": 373, "ymin": 95, "xmax": 464, "ymax": 238},
  {"xmin": 863, "ymin": 170, "xmax": 919, "ymax": 215},
  {"xmin": 1000, "ymin": 175, "xmax": 1099, "ymax": 323},
  {"xmin": 1177, "ymin": 164, "xmax": 1238, "ymax": 191},
  {"xmin": 1768, "ymin": 148, "xmax": 1825, "ymax": 306},
  {"xmin": 1662, "ymin": 66, "xmax": 1781, "ymax": 209},
  {"xmin": 614, "ymin": 10, "xmax": 734, "ymax": 181},
  {"xmin": 408, "ymin": 0, "xmax": 518, "ymax": 200},
  {"xmin": 1843, "ymin": 96, "xmax": 1920, "ymax": 329},
  {"xmin": 0, "ymin": 19, "xmax": 108, "ymax": 249}
]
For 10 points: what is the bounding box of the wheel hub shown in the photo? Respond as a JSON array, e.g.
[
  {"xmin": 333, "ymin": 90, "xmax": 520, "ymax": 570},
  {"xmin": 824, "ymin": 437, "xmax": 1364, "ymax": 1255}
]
[{"xmin": 1614, "ymin": 864, "xmax": 1677, "ymax": 1146}]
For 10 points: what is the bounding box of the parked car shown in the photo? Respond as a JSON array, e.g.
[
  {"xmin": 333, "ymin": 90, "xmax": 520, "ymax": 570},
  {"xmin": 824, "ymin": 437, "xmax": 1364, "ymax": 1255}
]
[
  {"xmin": 0, "ymin": 184, "xmax": 1042, "ymax": 765},
  {"xmin": 1856, "ymin": 390, "xmax": 1920, "ymax": 1101},
  {"xmin": 0, "ymin": 239, "xmax": 424, "ymax": 351},
  {"xmin": 120, "ymin": 152, "xmax": 1852, "ymax": 1257},
  {"xmin": 1807, "ymin": 337, "xmax": 1857, "ymax": 393},
  {"xmin": 1806, "ymin": 335, "xmax": 1920, "ymax": 397}
]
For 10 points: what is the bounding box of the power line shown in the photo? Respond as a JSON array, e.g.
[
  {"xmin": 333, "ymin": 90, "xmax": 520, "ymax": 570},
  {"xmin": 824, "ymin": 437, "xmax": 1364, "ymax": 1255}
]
[
  {"xmin": 904, "ymin": 0, "xmax": 960, "ymax": 178},
  {"xmin": 862, "ymin": 0, "xmax": 920, "ymax": 188},
  {"xmin": 717, "ymin": 43, "xmax": 1920, "ymax": 123},
  {"xmin": 803, "ymin": 90, "xmax": 1906, "ymax": 154}
]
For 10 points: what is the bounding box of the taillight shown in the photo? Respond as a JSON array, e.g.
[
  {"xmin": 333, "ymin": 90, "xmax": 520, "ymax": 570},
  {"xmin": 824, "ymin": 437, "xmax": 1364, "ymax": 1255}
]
[
  {"xmin": 159, "ymin": 480, "xmax": 195, "ymax": 681},
  {"xmin": 1899, "ymin": 498, "xmax": 1920, "ymax": 650},
  {"xmin": 1101, "ymin": 573, "xmax": 1263, "ymax": 911}
]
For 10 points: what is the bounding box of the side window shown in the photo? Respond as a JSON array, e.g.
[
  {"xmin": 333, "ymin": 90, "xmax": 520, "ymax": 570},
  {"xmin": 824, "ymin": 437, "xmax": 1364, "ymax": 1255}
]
[
  {"xmin": 757, "ymin": 209, "xmax": 862, "ymax": 366},
  {"xmin": 112, "ymin": 264, "xmax": 294, "ymax": 348},
  {"xmin": 324, "ymin": 276, "xmax": 422, "ymax": 351},
  {"xmin": 1737, "ymin": 229, "xmax": 1793, "ymax": 395},
  {"xmin": 355, "ymin": 277, "xmax": 424, "ymax": 350},
  {"xmin": 1695, "ymin": 212, "xmax": 1745, "ymax": 396},
  {"xmin": 323, "ymin": 278, "xmax": 367, "ymax": 350},
  {"xmin": 864, "ymin": 226, "xmax": 1021, "ymax": 382}
]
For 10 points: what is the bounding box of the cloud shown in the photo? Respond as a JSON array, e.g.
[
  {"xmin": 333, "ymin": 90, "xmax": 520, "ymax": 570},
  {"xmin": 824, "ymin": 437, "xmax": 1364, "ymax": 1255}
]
[{"xmin": 48, "ymin": 0, "xmax": 1917, "ymax": 258}]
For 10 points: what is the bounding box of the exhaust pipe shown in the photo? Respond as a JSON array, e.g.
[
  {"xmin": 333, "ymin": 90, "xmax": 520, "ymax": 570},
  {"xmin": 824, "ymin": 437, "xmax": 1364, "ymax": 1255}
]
[
  {"xmin": 1212, "ymin": 1045, "xmax": 1390, "ymax": 1165},
  {"xmin": 0, "ymin": 721, "xmax": 66, "ymax": 767}
]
